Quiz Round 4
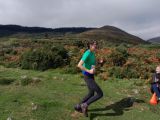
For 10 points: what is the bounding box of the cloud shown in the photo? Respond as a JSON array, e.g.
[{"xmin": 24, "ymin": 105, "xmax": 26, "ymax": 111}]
[{"xmin": 0, "ymin": 0, "xmax": 160, "ymax": 39}]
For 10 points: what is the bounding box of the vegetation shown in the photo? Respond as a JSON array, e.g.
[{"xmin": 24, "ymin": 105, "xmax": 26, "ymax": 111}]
[
  {"xmin": 0, "ymin": 66, "xmax": 160, "ymax": 120},
  {"xmin": 20, "ymin": 45, "xmax": 69, "ymax": 71},
  {"xmin": 0, "ymin": 25, "xmax": 160, "ymax": 119}
]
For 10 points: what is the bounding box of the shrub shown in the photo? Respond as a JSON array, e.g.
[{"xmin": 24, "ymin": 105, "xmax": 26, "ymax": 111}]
[
  {"xmin": 63, "ymin": 66, "xmax": 80, "ymax": 74},
  {"xmin": 20, "ymin": 45, "xmax": 69, "ymax": 71},
  {"xmin": 108, "ymin": 66, "xmax": 124, "ymax": 79},
  {"xmin": 4, "ymin": 61, "xmax": 19, "ymax": 68},
  {"xmin": 20, "ymin": 76, "xmax": 41, "ymax": 86},
  {"xmin": 98, "ymin": 72, "xmax": 109, "ymax": 81},
  {"xmin": 73, "ymin": 41, "xmax": 85, "ymax": 48},
  {"xmin": 122, "ymin": 67, "xmax": 140, "ymax": 79},
  {"xmin": 10, "ymin": 50, "xmax": 17, "ymax": 55},
  {"xmin": 108, "ymin": 46, "xmax": 129, "ymax": 66},
  {"xmin": 62, "ymin": 54, "xmax": 81, "ymax": 74},
  {"xmin": 3, "ymin": 48, "xmax": 13, "ymax": 54},
  {"xmin": 20, "ymin": 75, "xmax": 32, "ymax": 86},
  {"xmin": 0, "ymin": 78, "xmax": 15, "ymax": 85},
  {"xmin": 156, "ymin": 52, "xmax": 160, "ymax": 60},
  {"xmin": 107, "ymin": 66, "xmax": 140, "ymax": 79}
]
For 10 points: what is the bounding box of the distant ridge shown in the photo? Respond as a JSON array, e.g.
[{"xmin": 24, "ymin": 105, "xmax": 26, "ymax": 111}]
[
  {"xmin": 0, "ymin": 24, "xmax": 148, "ymax": 44},
  {"xmin": 0, "ymin": 24, "xmax": 94, "ymax": 37},
  {"xmin": 148, "ymin": 36, "xmax": 160, "ymax": 43}
]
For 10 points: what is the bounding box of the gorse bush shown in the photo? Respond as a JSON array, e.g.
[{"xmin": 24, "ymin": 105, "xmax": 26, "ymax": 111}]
[
  {"xmin": 107, "ymin": 66, "xmax": 140, "ymax": 79},
  {"xmin": 0, "ymin": 78, "xmax": 15, "ymax": 85},
  {"xmin": 73, "ymin": 40, "xmax": 85, "ymax": 48},
  {"xmin": 63, "ymin": 65, "xmax": 80, "ymax": 74},
  {"xmin": 122, "ymin": 67, "xmax": 140, "ymax": 79},
  {"xmin": 5, "ymin": 61, "xmax": 19, "ymax": 68},
  {"xmin": 20, "ymin": 76, "xmax": 32, "ymax": 86},
  {"xmin": 63, "ymin": 48, "xmax": 81, "ymax": 74},
  {"xmin": 20, "ymin": 45, "xmax": 69, "ymax": 71},
  {"xmin": 108, "ymin": 46, "xmax": 129, "ymax": 66},
  {"xmin": 108, "ymin": 66, "xmax": 123, "ymax": 79},
  {"xmin": 20, "ymin": 75, "xmax": 41, "ymax": 86}
]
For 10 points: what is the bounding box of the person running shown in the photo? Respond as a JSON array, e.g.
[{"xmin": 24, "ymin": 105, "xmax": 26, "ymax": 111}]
[
  {"xmin": 74, "ymin": 40, "xmax": 103, "ymax": 117},
  {"xmin": 150, "ymin": 65, "xmax": 160, "ymax": 101}
]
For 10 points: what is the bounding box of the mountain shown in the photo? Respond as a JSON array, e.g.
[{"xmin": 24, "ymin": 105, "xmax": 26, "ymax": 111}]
[
  {"xmin": 0, "ymin": 24, "xmax": 148, "ymax": 44},
  {"xmin": 0, "ymin": 24, "xmax": 93, "ymax": 37},
  {"xmin": 76, "ymin": 25, "xmax": 147, "ymax": 44},
  {"xmin": 148, "ymin": 37, "xmax": 160, "ymax": 43}
]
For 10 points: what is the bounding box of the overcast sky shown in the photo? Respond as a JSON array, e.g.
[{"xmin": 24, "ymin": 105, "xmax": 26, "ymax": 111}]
[{"xmin": 0, "ymin": 0, "xmax": 160, "ymax": 40}]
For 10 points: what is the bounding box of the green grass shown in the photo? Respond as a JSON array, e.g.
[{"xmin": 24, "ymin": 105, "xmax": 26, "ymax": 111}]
[{"xmin": 0, "ymin": 65, "xmax": 160, "ymax": 120}]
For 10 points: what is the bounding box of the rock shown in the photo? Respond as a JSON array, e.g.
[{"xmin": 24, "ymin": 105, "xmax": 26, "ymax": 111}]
[
  {"xmin": 143, "ymin": 85, "xmax": 147, "ymax": 89},
  {"xmin": 127, "ymin": 94, "xmax": 132, "ymax": 97},
  {"xmin": 32, "ymin": 77, "xmax": 41, "ymax": 83},
  {"xmin": 71, "ymin": 111, "xmax": 82, "ymax": 118},
  {"xmin": 7, "ymin": 117, "xmax": 12, "ymax": 120},
  {"xmin": 132, "ymin": 89, "xmax": 139, "ymax": 94},
  {"xmin": 21, "ymin": 75, "xmax": 27, "ymax": 79},
  {"xmin": 31, "ymin": 102, "xmax": 38, "ymax": 111},
  {"xmin": 53, "ymin": 76, "xmax": 57, "ymax": 80}
]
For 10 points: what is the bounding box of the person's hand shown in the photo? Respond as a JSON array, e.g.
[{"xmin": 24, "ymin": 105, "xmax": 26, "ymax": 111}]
[
  {"xmin": 88, "ymin": 66, "xmax": 95, "ymax": 74},
  {"xmin": 99, "ymin": 58, "xmax": 104, "ymax": 64},
  {"xmin": 88, "ymin": 69, "xmax": 94, "ymax": 74}
]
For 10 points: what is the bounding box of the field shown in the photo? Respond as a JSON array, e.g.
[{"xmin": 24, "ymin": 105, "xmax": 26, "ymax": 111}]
[{"xmin": 0, "ymin": 65, "xmax": 160, "ymax": 120}]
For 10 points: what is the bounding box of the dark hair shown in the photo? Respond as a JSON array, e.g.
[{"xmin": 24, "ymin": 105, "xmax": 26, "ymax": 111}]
[{"xmin": 87, "ymin": 40, "xmax": 97, "ymax": 49}]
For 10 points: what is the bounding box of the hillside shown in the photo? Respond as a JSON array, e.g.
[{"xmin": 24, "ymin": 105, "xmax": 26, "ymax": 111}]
[
  {"xmin": 0, "ymin": 65, "xmax": 160, "ymax": 120},
  {"xmin": 0, "ymin": 24, "xmax": 160, "ymax": 120},
  {"xmin": 0, "ymin": 24, "xmax": 93, "ymax": 37},
  {"xmin": 0, "ymin": 24, "xmax": 148, "ymax": 45},
  {"xmin": 148, "ymin": 36, "xmax": 160, "ymax": 43},
  {"xmin": 76, "ymin": 25, "xmax": 147, "ymax": 45}
]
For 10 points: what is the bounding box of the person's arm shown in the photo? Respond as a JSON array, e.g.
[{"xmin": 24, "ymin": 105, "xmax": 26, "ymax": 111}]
[{"xmin": 77, "ymin": 60, "xmax": 94, "ymax": 74}]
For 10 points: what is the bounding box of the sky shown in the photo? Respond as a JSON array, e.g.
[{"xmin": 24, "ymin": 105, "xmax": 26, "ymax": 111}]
[{"xmin": 0, "ymin": 0, "xmax": 160, "ymax": 40}]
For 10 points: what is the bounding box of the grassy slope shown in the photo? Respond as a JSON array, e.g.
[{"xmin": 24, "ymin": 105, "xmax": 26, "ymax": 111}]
[{"xmin": 0, "ymin": 66, "xmax": 160, "ymax": 120}]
